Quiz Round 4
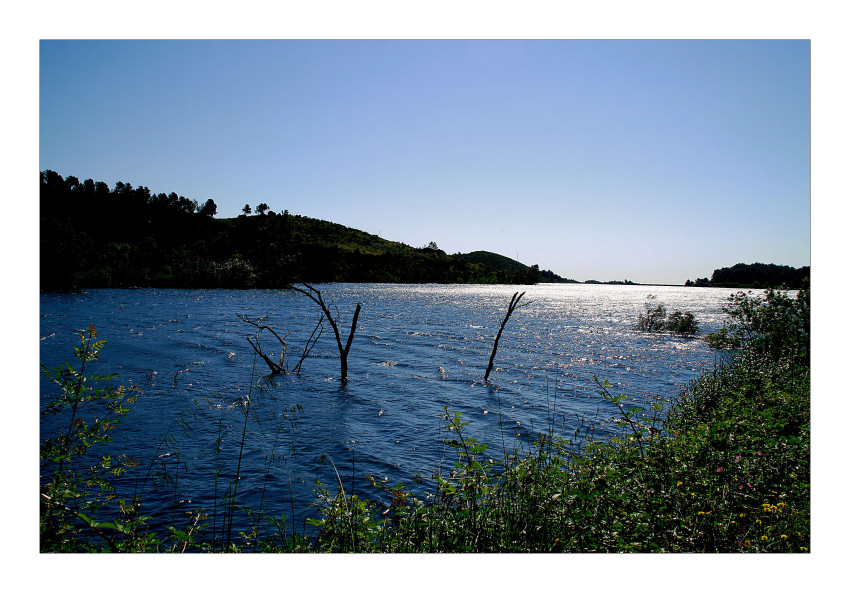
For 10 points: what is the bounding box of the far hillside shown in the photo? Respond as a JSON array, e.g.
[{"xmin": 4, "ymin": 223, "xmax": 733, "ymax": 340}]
[
  {"xmin": 39, "ymin": 170, "xmax": 546, "ymax": 291},
  {"xmin": 454, "ymin": 251, "xmax": 539, "ymax": 284},
  {"xmin": 455, "ymin": 251, "xmax": 527, "ymax": 272}
]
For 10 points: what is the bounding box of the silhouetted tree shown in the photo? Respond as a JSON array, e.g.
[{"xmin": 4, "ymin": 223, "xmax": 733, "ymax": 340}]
[
  {"xmin": 242, "ymin": 204, "xmax": 252, "ymax": 215},
  {"xmin": 199, "ymin": 199, "xmax": 217, "ymax": 217}
]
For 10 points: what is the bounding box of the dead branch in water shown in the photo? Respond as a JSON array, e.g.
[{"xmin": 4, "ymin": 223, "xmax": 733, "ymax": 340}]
[
  {"xmin": 293, "ymin": 313, "xmax": 325, "ymax": 374},
  {"xmin": 237, "ymin": 312, "xmax": 324, "ymax": 376},
  {"xmin": 236, "ymin": 314, "xmax": 291, "ymax": 374},
  {"xmin": 485, "ymin": 291, "xmax": 531, "ymax": 382},
  {"xmin": 287, "ymin": 283, "xmax": 362, "ymax": 383}
]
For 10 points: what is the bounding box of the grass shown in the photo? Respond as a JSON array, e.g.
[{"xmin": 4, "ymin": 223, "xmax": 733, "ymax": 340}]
[{"xmin": 39, "ymin": 288, "xmax": 810, "ymax": 553}]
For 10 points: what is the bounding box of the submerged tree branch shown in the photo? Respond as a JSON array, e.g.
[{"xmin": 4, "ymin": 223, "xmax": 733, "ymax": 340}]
[
  {"xmin": 236, "ymin": 314, "xmax": 291, "ymax": 374},
  {"xmin": 293, "ymin": 314, "xmax": 325, "ymax": 375},
  {"xmin": 287, "ymin": 283, "xmax": 362, "ymax": 383},
  {"xmin": 485, "ymin": 291, "xmax": 530, "ymax": 382}
]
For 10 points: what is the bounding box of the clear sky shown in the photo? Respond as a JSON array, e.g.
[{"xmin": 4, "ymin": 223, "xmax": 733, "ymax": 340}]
[{"xmin": 39, "ymin": 39, "xmax": 810, "ymax": 284}]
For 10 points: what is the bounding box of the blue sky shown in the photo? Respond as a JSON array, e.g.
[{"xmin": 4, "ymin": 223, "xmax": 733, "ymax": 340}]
[{"xmin": 39, "ymin": 39, "xmax": 810, "ymax": 284}]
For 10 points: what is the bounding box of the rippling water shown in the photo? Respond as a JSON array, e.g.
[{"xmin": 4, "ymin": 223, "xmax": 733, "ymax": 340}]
[{"xmin": 40, "ymin": 283, "xmax": 734, "ymax": 536}]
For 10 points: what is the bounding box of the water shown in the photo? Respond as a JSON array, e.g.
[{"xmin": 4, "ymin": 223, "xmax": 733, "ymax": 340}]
[{"xmin": 39, "ymin": 283, "xmax": 735, "ymax": 538}]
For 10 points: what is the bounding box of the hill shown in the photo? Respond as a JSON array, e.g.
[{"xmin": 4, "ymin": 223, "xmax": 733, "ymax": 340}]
[
  {"xmin": 39, "ymin": 170, "xmax": 543, "ymax": 290},
  {"xmin": 455, "ymin": 251, "xmax": 527, "ymax": 272}
]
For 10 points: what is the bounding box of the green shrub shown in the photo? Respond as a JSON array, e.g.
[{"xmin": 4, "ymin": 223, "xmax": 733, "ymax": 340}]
[
  {"xmin": 637, "ymin": 295, "xmax": 699, "ymax": 336},
  {"xmin": 706, "ymin": 286, "xmax": 809, "ymax": 365}
]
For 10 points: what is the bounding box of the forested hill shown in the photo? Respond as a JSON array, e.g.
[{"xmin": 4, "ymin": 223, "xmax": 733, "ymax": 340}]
[
  {"xmin": 39, "ymin": 170, "xmax": 542, "ymax": 291},
  {"xmin": 685, "ymin": 262, "xmax": 810, "ymax": 290}
]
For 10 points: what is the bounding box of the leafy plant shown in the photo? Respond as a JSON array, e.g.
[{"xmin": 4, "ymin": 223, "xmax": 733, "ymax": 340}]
[
  {"xmin": 40, "ymin": 324, "xmax": 154, "ymax": 552},
  {"xmin": 706, "ymin": 286, "xmax": 809, "ymax": 365}
]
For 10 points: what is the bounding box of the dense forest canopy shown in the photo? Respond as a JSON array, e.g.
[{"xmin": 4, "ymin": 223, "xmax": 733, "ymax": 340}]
[{"xmin": 39, "ymin": 171, "xmax": 542, "ymax": 291}]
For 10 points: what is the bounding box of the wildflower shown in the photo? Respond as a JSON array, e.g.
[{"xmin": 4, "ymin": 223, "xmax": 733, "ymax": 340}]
[
  {"xmin": 781, "ymin": 535, "xmax": 788, "ymax": 540},
  {"xmin": 676, "ymin": 481, "xmax": 683, "ymax": 487},
  {"xmin": 716, "ymin": 467, "xmax": 723, "ymax": 473},
  {"xmin": 698, "ymin": 511, "xmax": 706, "ymax": 516},
  {"xmin": 744, "ymin": 540, "xmax": 751, "ymax": 548},
  {"xmin": 761, "ymin": 536, "xmax": 768, "ymax": 541},
  {"xmin": 739, "ymin": 513, "xmax": 746, "ymax": 518},
  {"xmin": 756, "ymin": 519, "xmax": 762, "ymax": 525},
  {"xmin": 800, "ymin": 547, "xmax": 808, "ymax": 552}
]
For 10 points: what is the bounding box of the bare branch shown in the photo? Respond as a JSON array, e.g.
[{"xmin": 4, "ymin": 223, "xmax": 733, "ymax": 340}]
[
  {"xmin": 236, "ymin": 313, "xmax": 291, "ymax": 375},
  {"xmin": 485, "ymin": 291, "xmax": 527, "ymax": 381},
  {"xmin": 287, "ymin": 283, "xmax": 361, "ymax": 383},
  {"xmin": 293, "ymin": 315, "xmax": 324, "ymax": 374}
]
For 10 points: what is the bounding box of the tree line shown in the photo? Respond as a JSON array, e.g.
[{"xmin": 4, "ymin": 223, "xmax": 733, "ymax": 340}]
[
  {"xmin": 40, "ymin": 171, "xmax": 541, "ymax": 291},
  {"xmin": 685, "ymin": 262, "xmax": 810, "ymax": 290}
]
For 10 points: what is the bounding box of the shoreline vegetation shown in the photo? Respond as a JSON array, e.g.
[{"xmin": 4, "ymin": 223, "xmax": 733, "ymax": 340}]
[
  {"xmin": 40, "ymin": 285, "xmax": 809, "ymax": 553},
  {"xmin": 41, "ymin": 170, "xmax": 808, "ymax": 292}
]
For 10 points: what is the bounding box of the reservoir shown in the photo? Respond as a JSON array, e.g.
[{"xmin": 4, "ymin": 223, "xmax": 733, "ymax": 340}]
[{"xmin": 40, "ymin": 283, "xmax": 735, "ymax": 539}]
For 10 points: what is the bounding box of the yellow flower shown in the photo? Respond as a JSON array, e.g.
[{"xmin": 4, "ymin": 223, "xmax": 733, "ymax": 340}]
[
  {"xmin": 756, "ymin": 519, "xmax": 762, "ymax": 525},
  {"xmin": 740, "ymin": 513, "xmax": 746, "ymax": 518},
  {"xmin": 761, "ymin": 536, "xmax": 768, "ymax": 541},
  {"xmin": 800, "ymin": 547, "xmax": 809, "ymax": 552},
  {"xmin": 677, "ymin": 481, "xmax": 683, "ymax": 487},
  {"xmin": 744, "ymin": 540, "xmax": 752, "ymax": 548},
  {"xmin": 780, "ymin": 534, "xmax": 788, "ymax": 540}
]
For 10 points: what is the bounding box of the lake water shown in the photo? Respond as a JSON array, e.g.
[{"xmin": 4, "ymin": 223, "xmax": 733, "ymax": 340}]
[{"xmin": 40, "ymin": 283, "xmax": 735, "ymax": 540}]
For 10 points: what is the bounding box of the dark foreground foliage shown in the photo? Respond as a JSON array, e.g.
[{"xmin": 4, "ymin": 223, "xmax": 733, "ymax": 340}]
[{"xmin": 40, "ymin": 288, "xmax": 809, "ymax": 552}]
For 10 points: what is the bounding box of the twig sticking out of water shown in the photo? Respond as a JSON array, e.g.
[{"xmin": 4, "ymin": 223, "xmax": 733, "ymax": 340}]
[{"xmin": 485, "ymin": 291, "xmax": 530, "ymax": 381}]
